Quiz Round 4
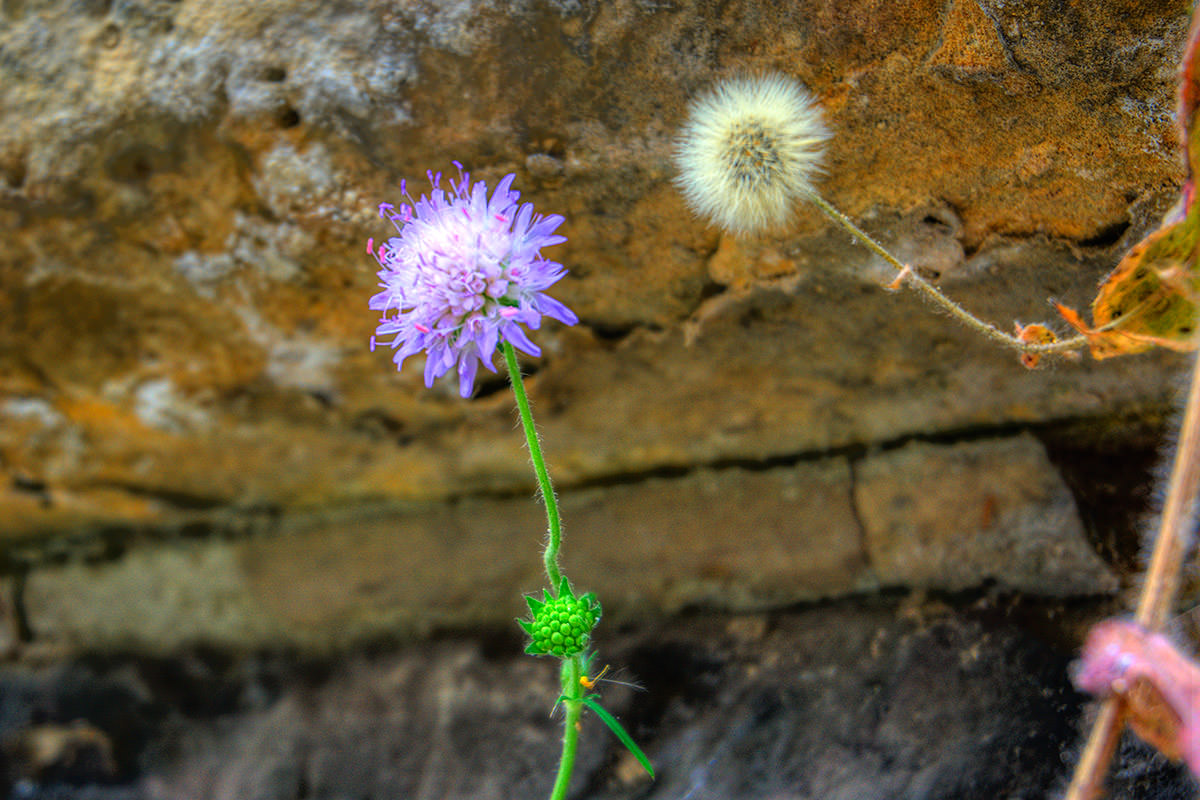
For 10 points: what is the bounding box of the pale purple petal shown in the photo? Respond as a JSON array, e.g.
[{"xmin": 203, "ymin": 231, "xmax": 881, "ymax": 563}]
[
  {"xmin": 423, "ymin": 353, "xmax": 440, "ymax": 387},
  {"xmin": 526, "ymin": 214, "xmax": 565, "ymax": 240},
  {"xmin": 503, "ymin": 323, "xmax": 542, "ymax": 357},
  {"xmin": 489, "ymin": 174, "xmax": 517, "ymax": 213},
  {"xmin": 537, "ymin": 294, "xmax": 579, "ymax": 326},
  {"xmin": 512, "ymin": 203, "xmax": 534, "ymax": 236},
  {"xmin": 458, "ymin": 357, "xmax": 478, "ymax": 398}
]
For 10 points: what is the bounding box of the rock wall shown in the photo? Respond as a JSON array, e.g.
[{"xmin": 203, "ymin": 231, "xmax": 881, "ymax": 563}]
[{"xmin": 0, "ymin": 0, "xmax": 1193, "ymax": 650}]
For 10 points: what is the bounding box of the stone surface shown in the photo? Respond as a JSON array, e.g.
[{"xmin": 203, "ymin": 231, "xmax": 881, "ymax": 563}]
[
  {"xmin": 19, "ymin": 434, "xmax": 1114, "ymax": 651},
  {"xmin": 0, "ymin": 0, "xmax": 1192, "ymax": 532},
  {"xmin": 856, "ymin": 433, "xmax": 1119, "ymax": 596},
  {"xmin": 0, "ymin": 0, "xmax": 1192, "ymax": 650},
  {"xmin": 0, "ymin": 597, "xmax": 1195, "ymax": 800}
]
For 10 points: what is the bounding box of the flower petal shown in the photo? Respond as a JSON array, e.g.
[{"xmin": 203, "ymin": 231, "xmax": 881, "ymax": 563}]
[
  {"xmin": 458, "ymin": 356, "xmax": 479, "ymax": 397},
  {"xmin": 503, "ymin": 323, "xmax": 542, "ymax": 357},
  {"xmin": 538, "ymin": 294, "xmax": 579, "ymax": 326}
]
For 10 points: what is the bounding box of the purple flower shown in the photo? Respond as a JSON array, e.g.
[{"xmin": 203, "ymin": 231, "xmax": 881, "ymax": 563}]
[{"xmin": 368, "ymin": 165, "xmax": 578, "ymax": 397}]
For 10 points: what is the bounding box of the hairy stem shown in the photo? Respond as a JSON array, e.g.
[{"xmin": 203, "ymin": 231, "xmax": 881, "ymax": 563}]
[
  {"xmin": 1065, "ymin": 352, "xmax": 1200, "ymax": 800},
  {"xmin": 804, "ymin": 191, "xmax": 1089, "ymax": 357},
  {"xmin": 548, "ymin": 654, "xmax": 585, "ymax": 800},
  {"xmin": 503, "ymin": 344, "xmax": 587, "ymax": 799},
  {"xmin": 1135, "ymin": 353, "xmax": 1200, "ymax": 631},
  {"xmin": 503, "ymin": 341, "xmax": 564, "ymax": 591}
]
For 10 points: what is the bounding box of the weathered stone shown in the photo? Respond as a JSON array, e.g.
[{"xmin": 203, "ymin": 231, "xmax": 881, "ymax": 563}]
[
  {"xmin": 0, "ymin": 0, "xmax": 1190, "ymax": 670},
  {"xmin": 0, "ymin": 599, "xmax": 1193, "ymax": 799},
  {"xmin": 24, "ymin": 459, "xmax": 867, "ymax": 650},
  {"xmin": 855, "ymin": 433, "xmax": 1119, "ymax": 595},
  {"xmin": 21, "ymin": 433, "xmax": 1119, "ymax": 652},
  {"xmin": 22, "ymin": 543, "xmax": 274, "ymax": 652},
  {"xmin": 0, "ymin": 0, "xmax": 1191, "ymax": 549}
]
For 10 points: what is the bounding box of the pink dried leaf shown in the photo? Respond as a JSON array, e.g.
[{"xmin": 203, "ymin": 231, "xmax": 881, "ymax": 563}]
[{"xmin": 1074, "ymin": 619, "xmax": 1200, "ymax": 775}]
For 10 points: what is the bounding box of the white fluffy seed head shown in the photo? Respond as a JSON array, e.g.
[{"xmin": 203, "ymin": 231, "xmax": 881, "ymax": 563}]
[{"xmin": 673, "ymin": 73, "xmax": 830, "ymax": 235}]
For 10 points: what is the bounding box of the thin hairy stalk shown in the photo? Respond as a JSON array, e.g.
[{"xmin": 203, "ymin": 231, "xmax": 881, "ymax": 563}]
[
  {"xmin": 1136, "ymin": 353, "xmax": 1200, "ymax": 631},
  {"xmin": 503, "ymin": 341, "xmax": 564, "ymax": 591},
  {"xmin": 1065, "ymin": 352, "xmax": 1200, "ymax": 800},
  {"xmin": 548, "ymin": 654, "xmax": 585, "ymax": 800},
  {"xmin": 804, "ymin": 191, "xmax": 1089, "ymax": 357}
]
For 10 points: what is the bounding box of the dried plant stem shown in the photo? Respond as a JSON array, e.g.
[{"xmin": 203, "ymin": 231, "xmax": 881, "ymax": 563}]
[
  {"xmin": 1065, "ymin": 351, "xmax": 1200, "ymax": 800},
  {"xmin": 1064, "ymin": 701, "xmax": 1126, "ymax": 800},
  {"xmin": 804, "ymin": 191, "xmax": 1089, "ymax": 357},
  {"xmin": 1136, "ymin": 353, "xmax": 1200, "ymax": 631}
]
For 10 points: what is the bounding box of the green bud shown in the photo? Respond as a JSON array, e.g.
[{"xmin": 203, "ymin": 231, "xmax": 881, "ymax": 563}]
[{"xmin": 516, "ymin": 577, "xmax": 603, "ymax": 658}]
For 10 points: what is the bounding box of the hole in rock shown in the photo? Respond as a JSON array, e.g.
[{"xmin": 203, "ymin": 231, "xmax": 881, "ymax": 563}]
[
  {"xmin": 276, "ymin": 106, "xmax": 302, "ymax": 128},
  {"xmin": 1079, "ymin": 219, "xmax": 1131, "ymax": 249}
]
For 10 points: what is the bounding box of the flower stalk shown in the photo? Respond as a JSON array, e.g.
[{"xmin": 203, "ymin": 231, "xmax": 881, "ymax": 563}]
[
  {"xmin": 505, "ymin": 346, "xmax": 607, "ymax": 799},
  {"xmin": 504, "ymin": 341, "xmax": 565, "ymax": 590},
  {"xmin": 803, "ymin": 190, "xmax": 1090, "ymax": 358},
  {"xmin": 370, "ymin": 166, "xmax": 648, "ymax": 799},
  {"xmin": 548, "ymin": 654, "xmax": 585, "ymax": 800}
]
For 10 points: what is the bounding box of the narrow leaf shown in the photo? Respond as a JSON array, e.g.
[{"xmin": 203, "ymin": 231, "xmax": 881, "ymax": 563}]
[{"xmin": 581, "ymin": 696, "xmax": 655, "ymax": 779}]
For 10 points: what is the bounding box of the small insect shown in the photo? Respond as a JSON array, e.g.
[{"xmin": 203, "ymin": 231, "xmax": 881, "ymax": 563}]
[
  {"xmin": 581, "ymin": 664, "xmax": 610, "ymax": 690},
  {"xmin": 552, "ymin": 665, "xmax": 645, "ymax": 717},
  {"xmin": 581, "ymin": 664, "xmax": 645, "ymax": 692}
]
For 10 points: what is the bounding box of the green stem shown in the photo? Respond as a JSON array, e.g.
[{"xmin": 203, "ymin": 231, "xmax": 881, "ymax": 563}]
[
  {"xmin": 502, "ymin": 341, "xmax": 564, "ymax": 591},
  {"xmin": 548, "ymin": 654, "xmax": 585, "ymax": 800},
  {"xmin": 803, "ymin": 191, "xmax": 1090, "ymax": 357}
]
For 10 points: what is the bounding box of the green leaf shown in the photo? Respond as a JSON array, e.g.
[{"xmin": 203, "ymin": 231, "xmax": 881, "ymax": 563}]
[
  {"xmin": 525, "ymin": 595, "xmax": 545, "ymax": 616},
  {"xmin": 580, "ymin": 696, "xmax": 654, "ymax": 780}
]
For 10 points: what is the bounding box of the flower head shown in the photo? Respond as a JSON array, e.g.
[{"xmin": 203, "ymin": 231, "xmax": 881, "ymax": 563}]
[
  {"xmin": 369, "ymin": 165, "xmax": 578, "ymax": 397},
  {"xmin": 674, "ymin": 73, "xmax": 829, "ymax": 235},
  {"xmin": 518, "ymin": 577, "xmax": 602, "ymax": 658}
]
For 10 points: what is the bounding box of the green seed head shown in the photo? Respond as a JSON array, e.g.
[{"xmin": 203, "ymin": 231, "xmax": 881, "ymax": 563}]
[{"xmin": 517, "ymin": 577, "xmax": 602, "ymax": 658}]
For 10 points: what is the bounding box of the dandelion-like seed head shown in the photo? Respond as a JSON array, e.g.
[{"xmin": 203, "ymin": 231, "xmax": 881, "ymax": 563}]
[
  {"xmin": 368, "ymin": 164, "xmax": 578, "ymax": 397},
  {"xmin": 674, "ymin": 73, "xmax": 830, "ymax": 235}
]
